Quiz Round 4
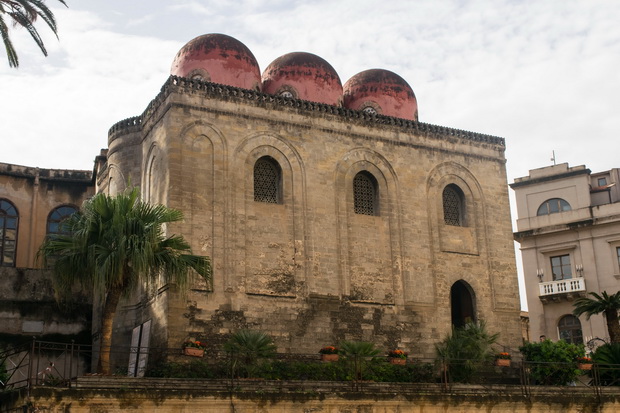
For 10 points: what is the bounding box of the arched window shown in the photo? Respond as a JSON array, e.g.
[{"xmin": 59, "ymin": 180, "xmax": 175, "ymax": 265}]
[
  {"xmin": 450, "ymin": 280, "xmax": 475, "ymax": 328},
  {"xmin": 537, "ymin": 198, "xmax": 571, "ymax": 216},
  {"xmin": 0, "ymin": 199, "xmax": 18, "ymax": 267},
  {"xmin": 443, "ymin": 184, "xmax": 465, "ymax": 226},
  {"xmin": 47, "ymin": 205, "xmax": 78, "ymax": 236},
  {"xmin": 254, "ymin": 156, "xmax": 282, "ymax": 204},
  {"xmin": 353, "ymin": 171, "xmax": 378, "ymax": 216},
  {"xmin": 558, "ymin": 315, "xmax": 583, "ymax": 345}
]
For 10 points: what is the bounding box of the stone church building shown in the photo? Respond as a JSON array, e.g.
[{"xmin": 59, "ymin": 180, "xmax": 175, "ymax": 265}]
[{"xmin": 1, "ymin": 34, "xmax": 521, "ymax": 366}]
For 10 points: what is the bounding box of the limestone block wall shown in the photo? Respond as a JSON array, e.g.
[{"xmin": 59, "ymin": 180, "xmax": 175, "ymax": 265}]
[{"xmin": 104, "ymin": 79, "xmax": 521, "ymax": 361}]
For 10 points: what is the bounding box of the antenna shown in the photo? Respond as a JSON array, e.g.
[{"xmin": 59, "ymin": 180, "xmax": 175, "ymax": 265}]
[{"xmin": 551, "ymin": 150, "xmax": 556, "ymax": 165}]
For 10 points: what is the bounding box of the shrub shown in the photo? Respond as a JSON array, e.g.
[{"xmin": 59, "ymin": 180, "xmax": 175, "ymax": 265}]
[
  {"xmin": 591, "ymin": 343, "xmax": 620, "ymax": 386},
  {"xmin": 224, "ymin": 330, "xmax": 277, "ymax": 378},
  {"xmin": 519, "ymin": 339, "xmax": 584, "ymax": 385},
  {"xmin": 435, "ymin": 321, "xmax": 499, "ymax": 383},
  {"xmin": 339, "ymin": 341, "xmax": 381, "ymax": 381}
]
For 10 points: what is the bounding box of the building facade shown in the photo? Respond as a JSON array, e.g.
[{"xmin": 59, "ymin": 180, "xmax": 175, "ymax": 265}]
[
  {"xmin": 512, "ymin": 163, "xmax": 620, "ymax": 346},
  {"xmin": 93, "ymin": 34, "xmax": 522, "ymax": 366}
]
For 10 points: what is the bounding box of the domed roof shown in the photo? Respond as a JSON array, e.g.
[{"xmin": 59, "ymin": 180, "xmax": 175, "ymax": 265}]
[
  {"xmin": 343, "ymin": 69, "xmax": 418, "ymax": 121},
  {"xmin": 261, "ymin": 52, "xmax": 343, "ymax": 105},
  {"xmin": 170, "ymin": 33, "xmax": 261, "ymax": 90}
]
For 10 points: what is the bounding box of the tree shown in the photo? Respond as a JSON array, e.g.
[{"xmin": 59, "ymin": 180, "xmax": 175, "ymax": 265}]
[
  {"xmin": 519, "ymin": 339, "xmax": 584, "ymax": 385},
  {"xmin": 573, "ymin": 291, "xmax": 620, "ymax": 344},
  {"xmin": 38, "ymin": 188, "xmax": 212, "ymax": 374},
  {"xmin": 339, "ymin": 341, "xmax": 380, "ymax": 381},
  {"xmin": 0, "ymin": 0, "xmax": 67, "ymax": 67}
]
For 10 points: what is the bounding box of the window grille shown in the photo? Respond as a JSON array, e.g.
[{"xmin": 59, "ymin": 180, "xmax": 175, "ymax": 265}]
[
  {"xmin": 443, "ymin": 186, "xmax": 463, "ymax": 226},
  {"xmin": 353, "ymin": 172, "xmax": 377, "ymax": 215},
  {"xmin": 254, "ymin": 157, "xmax": 280, "ymax": 204},
  {"xmin": 0, "ymin": 199, "xmax": 18, "ymax": 267}
]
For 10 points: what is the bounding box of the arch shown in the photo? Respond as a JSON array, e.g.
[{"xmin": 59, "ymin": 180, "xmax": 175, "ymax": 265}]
[
  {"xmin": 450, "ymin": 280, "xmax": 476, "ymax": 328},
  {"xmin": 558, "ymin": 314, "xmax": 583, "ymax": 344},
  {"xmin": 353, "ymin": 171, "xmax": 378, "ymax": 216},
  {"xmin": 47, "ymin": 205, "xmax": 78, "ymax": 236},
  {"xmin": 0, "ymin": 199, "xmax": 18, "ymax": 267},
  {"xmin": 537, "ymin": 198, "xmax": 571, "ymax": 216},
  {"xmin": 254, "ymin": 156, "xmax": 282, "ymax": 204},
  {"xmin": 442, "ymin": 184, "xmax": 465, "ymax": 226}
]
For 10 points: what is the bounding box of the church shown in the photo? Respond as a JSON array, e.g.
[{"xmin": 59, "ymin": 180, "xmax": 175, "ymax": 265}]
[{"xmin": 1, "ymin": 33, "xmax": 521, "ymax": 368}]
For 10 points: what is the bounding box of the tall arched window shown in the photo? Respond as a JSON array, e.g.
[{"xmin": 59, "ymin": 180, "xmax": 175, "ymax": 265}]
[
  {"xmin": 0, "ymin": 199, "xmax": 18, "ymax": 267},
  {"xmin": 353, "ymin": 171, "xmax": 378, "ymax": 216},
  {"xmin": 47, "ymin": 205, "xmax": 78, "ymax": 236},
  {"xmin": 450, "ymin": 280, "xmax": 475, "ymax": 328},
  {"xmin": 254, "ymin": 156, "xmax": 282, "ymax": 204},
  {"xmin": 558, "ymin": 315, "xmax": 583, "ymax": 345},
  {"xmin": 443, "ymin": 184, "xmax": 465, "ymax": 226},
  {"xmin": 537, "ymin": 198, "xmax": 571, "ymax": 216}
]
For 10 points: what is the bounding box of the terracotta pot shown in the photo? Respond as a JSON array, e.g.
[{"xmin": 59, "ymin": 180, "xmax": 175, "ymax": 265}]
[
  {"xmin": 389, "ymin": 358, "xmax": 406, "ymax": 365},
  {"xmin": 184, "ymin": 347, "xmax": 205, "ymax": 357},
  {"xmin": 321, "ymin": 354, "xmax": 339, "ymax": 362},
  {"xmin": 577, "ymin": 363, "xmax": 593, "ymax": 370},
  {"xmin": 495, "ymin": 358, "xmax": 510, "ymax": 367}
]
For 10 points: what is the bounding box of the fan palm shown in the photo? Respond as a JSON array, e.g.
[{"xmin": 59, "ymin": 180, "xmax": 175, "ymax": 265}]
[
  {"xmin": 0, "ymin": 0, "xmax": 67, "ymax": 67},
  {"xmin": 339, "ymin": 341, "xmax": 380, "ymax": 381},
  {"xmin": 224, "ymin": 330, "xmax": 277, "ymax": 378},
  {"xmin": 38, "ymin": 188, "xmax": 212, "ymax": 374},
  {"xmin": 573, "ymin": 291, "xmax": 620, "ymax": 344}
]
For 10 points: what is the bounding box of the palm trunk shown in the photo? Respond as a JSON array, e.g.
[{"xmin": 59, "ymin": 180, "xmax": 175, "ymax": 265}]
[
  {"xmin": 97, "ymin": 286, "xmax": 123, "ymax": 374},
  {"xmin": 605, "ymin": 309, "xmax": 620, "ymax": 344}
]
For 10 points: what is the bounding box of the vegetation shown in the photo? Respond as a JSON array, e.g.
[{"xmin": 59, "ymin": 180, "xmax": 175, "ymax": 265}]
[
  {"xmin": 435, "ymin": 321, "xmax": 499, "ymax": 383},
  {"xmin": 0, "ymin": 0, "xmax": 68, "ymax": 67},
  {"xmin": 339, "ymin": 341, "xmax": 381, "ymax": 381},
  {"xmin": 591, "ymin": 343, "xmax": 620, "ymax": 386},
  {"xmin": 519, "ymin": 339, "xmax": 584, "ymax": 385},
  {"xmin": 224, "ymin": 330, "xmax": 277, "ymax": 378},
  {"xmin": 38, "ymin": 188, "xmax": 212, "ymax": 374},
  {"xmin": 573, "ymin": 291, "xmax": 620, "ymax": 344}
]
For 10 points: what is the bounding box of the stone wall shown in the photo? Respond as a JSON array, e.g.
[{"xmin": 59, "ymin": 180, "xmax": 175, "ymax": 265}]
[{"xmin": 4, "ymin": 378, "xmax": 619, "ymax": 413}]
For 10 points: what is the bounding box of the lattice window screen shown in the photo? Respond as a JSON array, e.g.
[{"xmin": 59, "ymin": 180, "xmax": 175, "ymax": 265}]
[
  {"xmin": 254, "ymin": 158, "xmax": 280, "ymax": 203},
  {"xmin": 443, "ymin": 186, "xmax": 462, "ymax": 226},
  {"xmin": 353, "ymin": 173, "xmax": 376, "ymax": 215}
]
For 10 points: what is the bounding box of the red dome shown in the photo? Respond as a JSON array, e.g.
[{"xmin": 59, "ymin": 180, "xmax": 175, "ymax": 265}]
[
  {"xmin": 170, "ymin": 33, "xmax": 261, "ymax": 90},
  {"xmin": 343, "ymin": 69, "xmax": 418, "ymax": 121},
  {"xmin": 261, "ymin": 52, "xmax": 343, "ymax": 105}
]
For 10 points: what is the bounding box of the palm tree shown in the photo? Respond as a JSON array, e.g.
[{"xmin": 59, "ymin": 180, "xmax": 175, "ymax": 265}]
[
  {"xmin": 573, "ymin": 291, "xmax": 620, "ymax": 344},
  {"xmin": 38, "ymin": 188, "xmax": 212, "ymax": 374},
  {"xmin": 223, "ymin": 330, "xmax": 277, "ymax": 378},
  {"xmin": 0, "ymin": 0, "xmax": 67, "ymax": 67},
  {"xmin": 339, "ymin": 341, "xmax": 380, "ymax": 381}
]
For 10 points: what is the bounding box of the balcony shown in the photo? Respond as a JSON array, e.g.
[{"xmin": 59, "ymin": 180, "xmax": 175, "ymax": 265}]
[{"xmin": 539, "ymin": 278, "xmax": 586, "ymax": 303}]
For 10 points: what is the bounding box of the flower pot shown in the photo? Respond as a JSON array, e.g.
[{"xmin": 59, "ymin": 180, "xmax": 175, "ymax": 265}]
[
  {"xmin": 389, "ymin": 358, "xmax": 406, "ymax": 365},
  {"xmin": 184, "ymin": 347, "xmax": 205, "ymax": 357},
  {"xmin": 577, "ymin": 363, "xmax": 592, "ymax": 370},
  {"xmin": 321, "ymin": 354, "xmax": 339, "ymax": 362},
  {"xmin": 495, "ymin": 359, "xmax": 510, "ymax": 367}
]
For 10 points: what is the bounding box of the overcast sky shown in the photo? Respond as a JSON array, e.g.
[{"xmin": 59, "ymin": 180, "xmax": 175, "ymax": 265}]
[{"xmin": 1, "ymin": 0, "xmax": 619, "ymax": 309}]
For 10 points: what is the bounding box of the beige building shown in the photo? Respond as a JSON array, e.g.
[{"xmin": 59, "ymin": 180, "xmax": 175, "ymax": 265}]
[
  {"xmin": 1, "ymin": 34, "xmax": 523, "ymax": 370},
  {"xmin": 512, "ymin": 163, "xmax": 620, "ymax": 346}
]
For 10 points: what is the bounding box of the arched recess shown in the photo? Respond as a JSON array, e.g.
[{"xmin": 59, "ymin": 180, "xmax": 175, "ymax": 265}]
[
  {"xmin": 334, "ymin": 148, "xmax": 403, "ymax": 305},
  {"xmin": 232, "ymin": 133, "xmax": 307, "ymax": 296},
  {"xmin": 426, "ymin": 162, "xmax": 485, "ymax": 256},
  {"xmin": 171, "ymin": 121, "xmax": 227, "ymax": 292},
  {"xmin": 143, "ymin": 144, "xmax": 167, "ymax": 205},
  {"xmin": 107, "ymin": 165, "xmax": 127, "ymax": 196},
  {"xmin": 450, "ymin": 280, "xmax": 476, "ymax": 328}
]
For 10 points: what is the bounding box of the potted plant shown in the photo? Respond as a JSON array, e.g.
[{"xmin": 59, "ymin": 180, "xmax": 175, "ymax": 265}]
[
  {"xmin": 183, "ymin": 340, "xmax": 207, "ymax": 357},
  {"xmin": 387, "ymin": 349, "xmax": 408, "ymax": 365},
  {"xmin": 576, "ymin": 356, "xmax": 593, "ymax": 370},
  {"xmin": 495, "ymin": 352, "xmax": 511, "ymax": 367},
  {"xmin": 319, "ymin": 346, "xmax": 339, "ymax": 362}
]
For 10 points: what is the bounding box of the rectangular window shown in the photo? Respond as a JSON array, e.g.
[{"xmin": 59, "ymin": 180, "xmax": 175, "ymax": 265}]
[
  {"xmin": 617, "ymin": 247, "xmax": 620, "ymax": 269},
  {"xmin": 598, "ymin": 177, "xmax": 607, "ymax": 186},
  {"xmin": 551, "ymin": 254, "xmax": 572, "ymax": 281}
]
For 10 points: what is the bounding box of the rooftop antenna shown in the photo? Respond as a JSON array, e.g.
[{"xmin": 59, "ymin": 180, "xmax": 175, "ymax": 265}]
[{"xmin": 551, "ymin": 150, "xmax": 556, "ymax": 165}]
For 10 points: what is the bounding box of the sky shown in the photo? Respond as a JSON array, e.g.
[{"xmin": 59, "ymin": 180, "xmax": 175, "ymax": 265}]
[{"xmin": 1, "ymin": 0, "xmax": 619, "ymax": 309}]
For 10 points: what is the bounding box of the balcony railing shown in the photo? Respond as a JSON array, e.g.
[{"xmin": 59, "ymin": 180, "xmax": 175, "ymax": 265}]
[{"xmin": 539, "ymin": 277, "xmax": 586, "ymax": 297}]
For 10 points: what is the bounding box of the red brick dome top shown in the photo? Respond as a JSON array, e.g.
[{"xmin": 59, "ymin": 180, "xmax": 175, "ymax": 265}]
[
  {"xmin": 261, "ymin": 52, "xmax": 343, "ymax": 105},
  {"xmin": 170, "ymin": 33, "xmax": 261, "ymax": 90},
  {"xmin": 343, "ymin": 69, "xmax": 418, "ymax": 121}
]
